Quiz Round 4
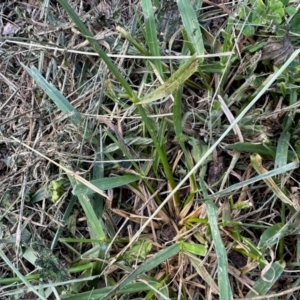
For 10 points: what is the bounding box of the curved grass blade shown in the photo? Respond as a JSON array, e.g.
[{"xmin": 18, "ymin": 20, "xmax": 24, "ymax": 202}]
[
  {"xmin": 246, "ymin": 260, "xmax": 285, "ymax": 298},
  {"xmin": 251, "ymin": 153, "xmax": 296, "ymax": 208},
  {"xmin": 257, "ymin": 209, "xmax": 300, "ymax": 254},
  {"xmin": 116, "ymin": 25, "xmax": 149, "ymax": 55}
]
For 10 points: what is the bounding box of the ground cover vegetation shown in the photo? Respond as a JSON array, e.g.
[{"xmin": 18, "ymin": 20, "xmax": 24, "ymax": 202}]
[{"xmin": 1, "ymin": 0, "xmax": 300, "ymax": 299}]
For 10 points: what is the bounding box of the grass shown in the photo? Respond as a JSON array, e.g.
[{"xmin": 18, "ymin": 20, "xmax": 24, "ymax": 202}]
[{"xmin": 1, "ymin": 0, "xmax": 300, "ymax": 299}]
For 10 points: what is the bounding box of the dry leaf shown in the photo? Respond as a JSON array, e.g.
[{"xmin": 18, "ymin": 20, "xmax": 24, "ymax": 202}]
[
  {"xmin": 2, "ymin": 23, "xmax": 19, "ymax": 36},
  {"xmin": 261, "ymin": 32, "xmax": 294, "ymax": 65}
]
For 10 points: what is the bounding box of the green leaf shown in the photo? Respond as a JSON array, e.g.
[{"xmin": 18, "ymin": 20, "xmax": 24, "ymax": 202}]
[
  {"xmin": 272, "ymin": 11, "xmax": 284, "ymax": 24},
  {"xmin": 255, "ymin": 0, "xmax": 267, "ymax": 11},
  {"xmin": 122, "ymin": 239, "xmax": 152, "ymax": 263},
  {"xmin": 258, "ymin": 223, "xmax": 283, "ymax": 251},
  {"xmin": 48, "ymin": 178, "xmax": 66, "ymax": 202},
  {"xmin": 285, "ymin": 5, "xmax": 297, "ymax": 16},
  {"xmin": 263, "ymin": 0, "xmax": 284, "ymax": 24},
  {"xmin": 73, "ymin": 174, "xmax": 140, "ymax": 196},
  {"xmin": 238, "ymin": 6, "xmax": 251, "ymax": 19},
  {"xmin": 290, "ymin": 13, "xmax": 300, "ymax": 35},
  {"xmin": 242, "ymin": 25, "xmax": 255, "ymax": 37}
]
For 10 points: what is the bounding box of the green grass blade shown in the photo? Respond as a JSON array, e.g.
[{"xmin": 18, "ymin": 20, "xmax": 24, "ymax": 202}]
[
  {"xmin": 57, "ymin": 0, "xmax": 179, "ymax": 203},
  {"xmin": 275, "ymin": 132, "xmax": 290, "ymax": 169},
  {"xmin": 51, "ymin": 195, "xmax": 77, "ymax": 250},
  {"xmin": 177, "ymin": 0, "xmax": 204, "ymax": 59},
  {"xmin": 283, "ymin": 89, "xmax": 297, "ymax": 132},
  {"xmin": 205, "ymin": 199, "xmax": 233, "ymax": 300},
  {"xmin": 225, "ymin": 142, "xmax": 298, "ymax": 162},
  {"xmin": 136, "ymin": 108, "xmax": 180, "ymax": 203},
  {"xmin": 181, "ymin": 242, "xmax": 207, "ymax": 256},
  {"xmin": 68, "ymin": 175, "xmax": 106, "ymax": 241},
  {"xmin": 140, "ymin": 54, "xmax": 198, "ymax": 103},
  {"xmin": 57, "ymin": 0, "xmax": 138, "ymax": 102},
  {"xmin": 200, "ymin": 174, "xmax": 231, "ymax": 299},
  {"xmin": 22, "ymin": 66, "xmax": 82, "ymax": 125},
  {"xmin": 143, "ymin": 278, "xmax": 170, "ymax": 300},
  {"xmin": 297, "ymin": 235, "xmax": 300, "ymax": 263},
  {"xmin": 225, "ymin": 143, "xmax": 276, "ymax": 159},
  {"xmin": 116, "ymin": 25, "xmax": 149, "ymax": 55},
  {"xmin": 0, "ymin": 264, "xmax": 96, "ymax": 285},
  {"xmin": 188, "ymin": 253, "xmax": 219, "ymax": 294},
  {"xmin": 246, "ymin": 260, "xmax": 285, "ymax": 297},
  {"xmin": 76, "ymin": 195, "xmax": 106, "ymax": 241},
  {"xmin": 61, "ymin": 282, "xmax": 153, "ymax": 300},
  {"xmin": 173, "ymin": 85, "xmax": 184, "ymax": 136},
  {"xmin": 258, "ymin": 224, "xmax": 285, "ymax": 253},
  {"xmin": 173, "ymin": 86, "xmax": 197, "ymax": 195},
  {"xmin": 141, "ymin": 0, "xmax": 164, "ymax": 77},
  {"xmin": 22, "ymin": 65, "xmax": 97, "ymax": 144},
  {"xmin": 210, "ymin": 161, "xmax": 299, "ymax": 199},
  {"xmin": 102, "ymin": 243, "xmax": 181, "ymax": 299},
  {"xmin": 275, "ymin": 132, "xmax": 291, "ymax": 260},
  {"xmin": 73, "ymin": 174, "xmax": 140, "ymax": 195},
  {"xmin": 0, "ymin": 249, "xmax": 47, "ymax": 300}
]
